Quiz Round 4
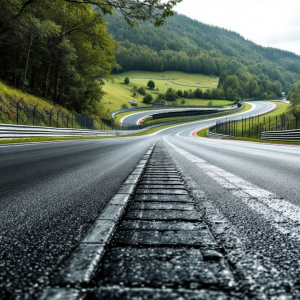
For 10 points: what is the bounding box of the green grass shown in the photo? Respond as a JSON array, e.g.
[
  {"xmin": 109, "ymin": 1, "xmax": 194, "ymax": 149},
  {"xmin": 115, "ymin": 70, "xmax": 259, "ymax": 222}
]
[
  {"xmin": 102, "ymin": 71, "xmax": 224, "ymax": 117},
  {"xmin": 0, "ymin": 136, "xmax": 120, "ymax": 144},
  {"xmin": 0, "ymin": 79, "xmax": 108, "ymax": 129},
  {"xmin": 196, "ymin": 102, "xmax": 252, "ymax": 138},
  {"xmin": 197, "ymin": 101, "xmax": 300, "ymax": 144},
  {"xmin": 221, "ymin": 102, "xmax": 289, "ymax": 136}
]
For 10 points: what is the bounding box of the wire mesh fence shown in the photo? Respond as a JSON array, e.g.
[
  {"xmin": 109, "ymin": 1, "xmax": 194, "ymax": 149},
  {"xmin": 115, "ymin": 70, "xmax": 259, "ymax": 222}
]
[
  {"xmin": 2, "ymin": 98, "xmax": 244, "ymax": 133},
  {"xmin": 210, "ymin": 112, "xmax": 300, "ymax": 139}
]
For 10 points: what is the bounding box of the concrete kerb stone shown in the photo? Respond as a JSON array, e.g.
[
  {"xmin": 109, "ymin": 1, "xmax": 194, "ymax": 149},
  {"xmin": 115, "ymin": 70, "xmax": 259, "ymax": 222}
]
[
  {"xmin": 39, "ymin": 288, "xmax": 85, "ymax": 300},
  {"xmin": 54, "ymin": 244, "xmax": 105, "ymax": 285},
  {"xmin": 124, "ymin": 176, "xmax": 140, "ymax": 185},
  {"xmin": 97, "ymin": 204, "xmax": 126, "ymax": 221},
  {"xmin": 81, "ymin": 220, "xmax": 117, "ymax": 244},
  {"xmin": 39, "ymin": 143, "xmax": 156, "ymax": 300},
  {"xmin": 109, "ymin": 194, "xmax": 131, "ymax": 205},
  {"xmin": 118, "ymin": 184, "xmax": 135, "ymax": 195}
]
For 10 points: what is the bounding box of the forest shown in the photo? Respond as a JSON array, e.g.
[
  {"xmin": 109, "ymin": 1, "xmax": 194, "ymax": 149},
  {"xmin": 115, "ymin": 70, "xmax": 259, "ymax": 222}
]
[
  {"xmin": 1, "ymin": 0, "xmax": 300, "ymax": 114},
  {"xmin": 106, "ymin": 12, "xmax": 300, "ymax": 101},
  {"xmin": 0, "ymin": 0, "xmax": 180, "ymax": 115}
]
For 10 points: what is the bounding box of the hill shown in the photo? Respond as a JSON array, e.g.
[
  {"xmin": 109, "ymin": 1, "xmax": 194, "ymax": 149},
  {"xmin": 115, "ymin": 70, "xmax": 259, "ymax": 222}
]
[
  {"xmin": 105, "ymin": 11, "xmax": 300, "ymax": 100},
  {"xmin": 101, "ymin": 71, "xmax": 234, "ymax": 116}
]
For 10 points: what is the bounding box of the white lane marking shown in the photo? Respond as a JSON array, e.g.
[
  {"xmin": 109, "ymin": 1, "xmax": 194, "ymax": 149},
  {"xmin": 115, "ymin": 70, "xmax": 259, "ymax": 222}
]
[{"xmin": 164, "ymin": 138, "xmax": 300, "ymax": 238}]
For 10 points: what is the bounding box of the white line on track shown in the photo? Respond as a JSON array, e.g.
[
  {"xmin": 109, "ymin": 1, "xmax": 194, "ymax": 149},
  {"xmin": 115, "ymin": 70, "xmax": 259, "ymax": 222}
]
[{"xmin": 164, "ymin": 138, "xmax": 300, "ymax": 239}]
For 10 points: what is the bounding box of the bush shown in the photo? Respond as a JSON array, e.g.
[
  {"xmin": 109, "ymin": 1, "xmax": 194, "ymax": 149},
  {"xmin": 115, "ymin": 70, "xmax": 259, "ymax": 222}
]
[
  {"xmin": 194, "ymin": 88, "xmax": 203, "ymax": 98},
  {"xmin": 124, "ymin": 77, "xmax": 130, "ymax": 84},
  {"xmin": 184, "ymin": 90, "xmax": 194, "ymax": 98},
  {"xmin": 143, "ymin": 93, "xmax": 153, "ymax": 104},
  {"xmin": 137, "ymin": 86, "xmax": 146, "ymax": 95},
  {"xmin": 147, "ymin": 80, "xmax": 155, "ymax": 90},
  {"xmin": 203, "ymin": 89, "xmax": 212, "ymax": 99},
  {"xmin": 165, "ymin": 91, "xmax": 177, "ymax": 101},
  {"xmin": 176, "ymin": 90, "xmax": 183, "ymax": 97},
  {"xmin": 121, "ymin": 103, "xmax": 129, "ymax": 109}
]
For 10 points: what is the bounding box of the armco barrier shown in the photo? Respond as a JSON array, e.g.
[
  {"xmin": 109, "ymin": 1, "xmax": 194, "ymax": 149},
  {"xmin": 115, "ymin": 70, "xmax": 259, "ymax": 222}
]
[
  {"xmin": 111, "ymin": 105, "xmax": 233, "ymax": 121},
  {"xmin": 0, "ymin": 124, "xmax": 145, "ymax": 139},
  {"xmin": 260, "ymin": 129, "xmax": 300, "ymax": 141},
  {"xmin": 206, "ymin": 131, "xmax": 232, "ymax": 139}
]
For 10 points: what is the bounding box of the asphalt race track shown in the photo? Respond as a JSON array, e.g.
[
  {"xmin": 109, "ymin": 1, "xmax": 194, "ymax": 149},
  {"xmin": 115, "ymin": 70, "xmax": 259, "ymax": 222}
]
[{"xmin": 1, "ymin": 101, "xmax": 300, "ymax": 299}]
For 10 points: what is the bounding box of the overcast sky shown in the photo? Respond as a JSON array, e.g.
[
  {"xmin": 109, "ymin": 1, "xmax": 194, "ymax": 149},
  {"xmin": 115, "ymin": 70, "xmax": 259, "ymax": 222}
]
[{"xmin": 174, "ymin": 0, "xmax": 300, "ymax": 55}]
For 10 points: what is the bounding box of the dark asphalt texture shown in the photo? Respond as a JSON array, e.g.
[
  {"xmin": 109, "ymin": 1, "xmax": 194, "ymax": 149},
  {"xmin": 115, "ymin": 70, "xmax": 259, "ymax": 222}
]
[{"xmin": 2, "ymin": 101, "xmax": 300, "ymax": 299}]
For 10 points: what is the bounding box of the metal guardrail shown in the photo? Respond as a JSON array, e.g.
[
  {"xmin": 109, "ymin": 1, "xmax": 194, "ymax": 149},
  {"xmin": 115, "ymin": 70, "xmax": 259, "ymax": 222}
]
[
  {"xmin": 0, "ymin": 104, "xmax": 243, "ymax": 139},
  {"xmin": 260, "ymin": 129, "xmax": 300, "ymax": 141},
  {"xmin": 206, "ymin": 131, "xmax": 232, "ymax": 139},
  {"xmin": 0, "ymin": 124, "xmax": 145, "ymax": 139},
  {"xmin": 111, "ymin": 105, "xmax": 229, "ymax": 121}
]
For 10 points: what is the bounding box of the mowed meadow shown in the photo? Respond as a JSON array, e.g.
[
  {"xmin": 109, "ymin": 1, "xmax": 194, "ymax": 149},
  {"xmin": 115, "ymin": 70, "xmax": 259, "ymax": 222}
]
[{"xmin": 101, "ymin": 71, "xmax": 234, "ymax": 117}]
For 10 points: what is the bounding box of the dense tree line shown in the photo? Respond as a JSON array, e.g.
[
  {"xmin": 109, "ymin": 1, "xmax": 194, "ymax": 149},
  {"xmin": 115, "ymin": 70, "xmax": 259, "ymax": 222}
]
[
  {"xmin": 107, "ymin": 12, "xmax": 300, "ymax": 99},
  {"xmin": 0, "ymin": 0, "xmax": 180, "ymax": 114}
]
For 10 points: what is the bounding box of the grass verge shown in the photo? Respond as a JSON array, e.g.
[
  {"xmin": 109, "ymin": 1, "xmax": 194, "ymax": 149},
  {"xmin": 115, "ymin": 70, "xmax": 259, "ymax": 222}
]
[{"xmin": 197, "ymin": 102, "xmax": 300, "ymax": 144}]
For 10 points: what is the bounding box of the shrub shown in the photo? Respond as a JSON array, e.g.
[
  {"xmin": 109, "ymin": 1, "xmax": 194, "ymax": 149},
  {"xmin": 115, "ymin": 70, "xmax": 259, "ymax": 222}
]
[
  {"xmin": 143, "ymin": 93, "xmax": 153, "ymax": 104},
  {"xmin": 147, "ymin": 80, "xmax": 155, "ymax": 90},
  {"xmin": 137, "ymin": 87, "xmax": 146, "ymax": 95}
]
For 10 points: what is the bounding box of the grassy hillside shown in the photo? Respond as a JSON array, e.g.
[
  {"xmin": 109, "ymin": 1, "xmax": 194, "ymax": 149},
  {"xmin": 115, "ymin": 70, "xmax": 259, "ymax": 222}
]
[
  {"xmin": 0, "ymin": 80, "xmax": 106, "ymax": 129},
  {"xmin": 102, "ymin": 71, "xmax": 234, "ymax": 116},
  {"xmin": 106, "ymin": 11, "xmax": 300, "ymax": 92}
]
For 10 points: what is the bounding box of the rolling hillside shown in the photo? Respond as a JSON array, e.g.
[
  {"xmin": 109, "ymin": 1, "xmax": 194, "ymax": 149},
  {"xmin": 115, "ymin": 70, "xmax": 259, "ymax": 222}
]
[{"xmin": 105, "ymin": 11, "xmax": 300, "ymax": 98}]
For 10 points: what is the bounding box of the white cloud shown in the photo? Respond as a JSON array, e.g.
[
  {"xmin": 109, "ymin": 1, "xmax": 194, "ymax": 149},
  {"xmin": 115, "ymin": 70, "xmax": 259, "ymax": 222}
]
[{"xmin": 174, "ymin": 0, "xmax": 300, "ymax": 55}]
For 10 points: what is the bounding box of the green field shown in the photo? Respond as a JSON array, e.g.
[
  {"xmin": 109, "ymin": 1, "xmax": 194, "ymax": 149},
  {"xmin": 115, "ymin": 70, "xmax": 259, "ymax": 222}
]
[{"xmin": 102, "ymin": 71, "xmax": 225, "ymax": 118}]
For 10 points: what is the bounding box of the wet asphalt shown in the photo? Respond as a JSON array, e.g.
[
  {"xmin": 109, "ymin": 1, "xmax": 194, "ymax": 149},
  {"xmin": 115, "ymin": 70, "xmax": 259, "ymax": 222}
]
[{"xmin": 2, "ymin": 101, "xmax": 300, "ymax": 299}]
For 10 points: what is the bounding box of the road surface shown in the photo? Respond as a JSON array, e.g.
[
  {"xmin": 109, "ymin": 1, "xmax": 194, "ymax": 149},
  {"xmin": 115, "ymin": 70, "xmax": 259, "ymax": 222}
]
[{"xmin": 1, "ymin": 101, "xmax": 300, "ymax": 299}]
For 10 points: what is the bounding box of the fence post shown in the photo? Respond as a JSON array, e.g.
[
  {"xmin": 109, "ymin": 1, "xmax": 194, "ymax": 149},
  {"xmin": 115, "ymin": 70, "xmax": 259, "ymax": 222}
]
[
  {"xmin": 33, "ymin": 104, "xmax": 38, "ymax": 125},
  {"xmin": 57, "ymin": 109, "xmax": 61, "ymax": 128},
  {"xmin": 49, "ymin": 108, "xmax": 54, "ymax": 127},
  {"xmin": 67, "ymin": 112, "xmax": 71, "ymax": 128},
  {"xmin": 16, "ymin": 98, "xmax": 23, "ymax": 125},
  {"xmin": 248, "ymin": 116, "xmax": 250, "ymax": 137},
  {"xmin": 241, "ymin": 117, "xmax": 243, "ymax": 137}
]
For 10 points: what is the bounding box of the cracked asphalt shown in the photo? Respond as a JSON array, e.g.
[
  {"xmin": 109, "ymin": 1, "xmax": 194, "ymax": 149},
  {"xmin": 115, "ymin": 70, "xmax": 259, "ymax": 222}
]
[{"xmin": 2, "ymin": 101, "xmax": 300, "ymax": 299}]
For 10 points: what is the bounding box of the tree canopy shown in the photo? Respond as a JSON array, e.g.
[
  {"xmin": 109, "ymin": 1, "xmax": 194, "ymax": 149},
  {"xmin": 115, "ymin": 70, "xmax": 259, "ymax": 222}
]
[
  {"xmin": 0, "ymin": 0, "xmax": 182, "ymax": 30},
  {"xmin": 147, "ymin": 80, "xmax": 155, "ymax": 89},
  {"xmin": 0, "ymin": 0, "xmax": 181, "ymax": 114},
  {"xmin": 106, "ymin": 11, "xmax": 300, "ymax": 99}
]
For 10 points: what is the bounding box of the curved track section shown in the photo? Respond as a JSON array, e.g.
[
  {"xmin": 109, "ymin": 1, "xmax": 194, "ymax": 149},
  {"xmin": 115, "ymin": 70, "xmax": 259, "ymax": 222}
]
[{"xmin": 2, "ymin": 101, "xmax": 300, "ymax": 299}]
